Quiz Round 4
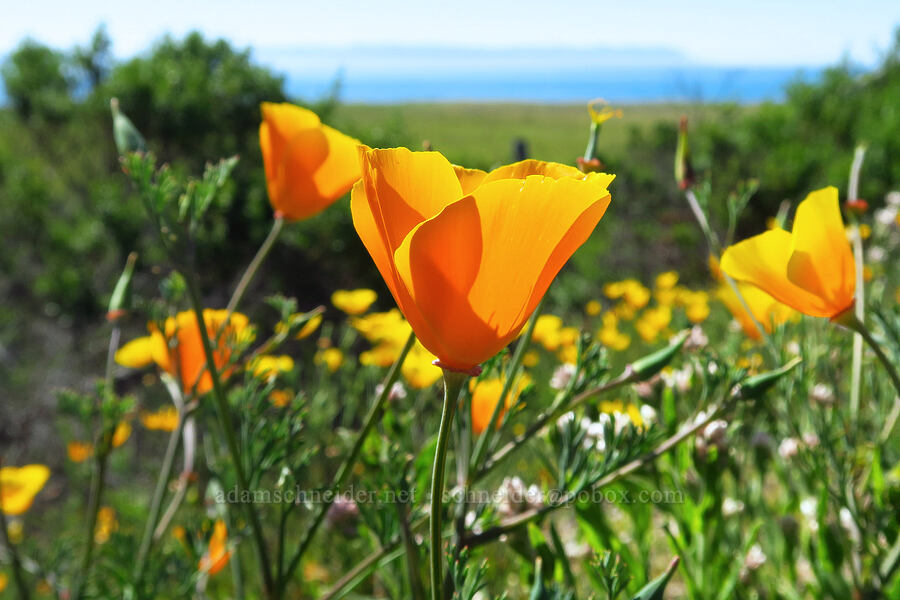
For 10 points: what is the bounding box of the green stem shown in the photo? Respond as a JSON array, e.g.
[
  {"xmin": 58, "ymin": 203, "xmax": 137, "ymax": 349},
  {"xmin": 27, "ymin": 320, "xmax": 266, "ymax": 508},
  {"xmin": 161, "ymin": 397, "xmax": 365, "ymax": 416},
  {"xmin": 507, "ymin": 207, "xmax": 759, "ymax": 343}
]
[
  {"xmin": 0, "ymin": 469, "xmax": 30, "ymax": 600},
  {"xmin": 279, "ymin": 332, "xmax": 416, "ymax": 593},
  {"xmin": 182, "ymin": 275, "xmax": 276, "ymax": 598},
  {"xmin": 430, "ymin": 370, "xmax": 467, "ymax": 600},
  {"xmin": 470, "ymin": 300, "xmax": 543, "ymax": 473},
  {"xmin": 72, "ymin": 444, "xmax": 110, "ymax": 600},
  {"xmin": 132, "ymin": 407, "xmax": 186, "ymax": 586},
  {"xmin": 224, "ymin": 217, "xmax": 284, "ymax": 318},
  {"xmin": 847, "ymin": 144, "xmax": 867, "ymax": 425},
  {"xmin": 843, "ymin": 317, "xmax": 900, "ymax": 442}
]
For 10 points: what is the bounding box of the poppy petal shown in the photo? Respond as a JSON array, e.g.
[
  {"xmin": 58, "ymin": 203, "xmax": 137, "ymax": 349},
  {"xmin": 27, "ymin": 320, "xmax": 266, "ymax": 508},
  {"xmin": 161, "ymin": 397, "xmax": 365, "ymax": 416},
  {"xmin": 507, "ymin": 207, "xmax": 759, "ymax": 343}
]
[
  {"xmin": 481, "ymin": 159, "xmax": 586, "ymax": 183},
  {"xmin": 393, "ymin": 173, "xmax": 612, "ymax": 369},
  {"xmin": 720, "ymin": 229, "xmax": 833, "ymax": 317},
  {"xmin": 115, "ymin": 336, "xmax": 157, "ymax": 368},
  {"xmin": 786, "ymin": 186, "xmax": 855, "ymax": 314}
]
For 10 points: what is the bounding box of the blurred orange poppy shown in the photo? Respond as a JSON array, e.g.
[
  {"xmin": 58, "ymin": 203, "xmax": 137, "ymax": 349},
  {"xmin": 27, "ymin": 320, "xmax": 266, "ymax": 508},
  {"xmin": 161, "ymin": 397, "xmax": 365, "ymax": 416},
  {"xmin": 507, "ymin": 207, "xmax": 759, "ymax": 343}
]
[
  {"xmin": 721, "ymin": 187, "xmax": 855, "ymax": 319},
  {"xmin": 352, "ymin": 147, "xmax": 614, "ymax": 371},
  {"xmin": 116, "ymin": 310, "xmax": 251, "ymax": 395},
  {"xmin": 259, "ymin": 102, "xmax": 361, "ymax": 220},
  {"xmin": 198, "ymin": 519, "xmax": 232, "ymax": 576}
]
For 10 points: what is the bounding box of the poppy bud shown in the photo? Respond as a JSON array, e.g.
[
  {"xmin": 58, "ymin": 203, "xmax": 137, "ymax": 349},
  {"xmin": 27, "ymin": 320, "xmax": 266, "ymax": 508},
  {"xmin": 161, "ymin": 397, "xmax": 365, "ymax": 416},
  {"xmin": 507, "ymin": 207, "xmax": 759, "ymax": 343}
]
[
  {"xmin": 106, "ymin": 252, "xmax": 137, "ymax": 322},
  {"xmin": 845, "ymin": 198, "xmax": 868, "ymax": 214}
]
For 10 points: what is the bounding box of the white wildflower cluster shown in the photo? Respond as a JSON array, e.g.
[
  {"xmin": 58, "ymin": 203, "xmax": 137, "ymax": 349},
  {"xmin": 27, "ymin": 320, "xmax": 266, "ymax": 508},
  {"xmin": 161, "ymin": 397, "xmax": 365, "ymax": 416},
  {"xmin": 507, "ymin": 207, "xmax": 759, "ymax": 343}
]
[
  {"xmin": 558, "ymin": 404, "xmax": 657, "ymax": 453},
  {"xmin": 495, "ymin": 476, "xmax": 543, "ymax": 518},
  {"xmin": 777, "ymin": 433, "xmax": 819, "ymax": 461},
  {"xmin": 740, "ymin": 544, "xmax": 767, "ymax": 581},
  {"xmin": 661, "ymin": 365, "xmax": 693, "ymax": 392},
  {"xmin": 550, "ymin": 363, "xmax": 577, "ymax": 390}
]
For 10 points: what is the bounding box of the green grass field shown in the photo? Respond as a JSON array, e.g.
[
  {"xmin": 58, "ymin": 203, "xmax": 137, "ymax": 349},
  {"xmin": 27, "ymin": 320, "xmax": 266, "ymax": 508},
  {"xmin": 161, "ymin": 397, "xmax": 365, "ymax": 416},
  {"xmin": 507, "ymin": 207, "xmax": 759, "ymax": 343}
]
[{"xmin": 333, "ymin": 102, "xmax": 737, "ymax": 168}]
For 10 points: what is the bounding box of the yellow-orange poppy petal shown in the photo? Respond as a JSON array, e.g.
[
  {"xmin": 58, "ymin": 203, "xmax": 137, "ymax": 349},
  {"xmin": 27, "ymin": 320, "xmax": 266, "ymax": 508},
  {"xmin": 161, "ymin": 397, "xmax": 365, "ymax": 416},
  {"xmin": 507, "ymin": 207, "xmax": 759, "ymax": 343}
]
[
  {"xmin": 0, "ymin": 465, "xmax": 50, "ymax": 516},
  {"xmin": 115, "ymin": 336, "xmax": 157, "ymax": 369},
  {"xmin": 481, "ymin": 159, "xmax": 586, "ymax": 184},
  {"xmin": 351, "ymin": 178, "xmax": 440, "ymax": 354},
  {"xmin": 717, "ymin": 283, "xmax": 795, "ymax": 340},
  {"xmin": 720, "ymin": 228, "xmax": 834, "ymax": 317},
  {"xmin": 358, "ymin": 146, "xmax": 464, "ymax": 256},
  {"xmin": 260, "ymin": 102, "xmax": 361, "ymax": 221},
  {"xmin": 786, "ymin": 186, "xmax": 855, "ymax": 315},
  {"xmin": 453, "ymin": 165, "xmax": 487, "ymax": 195},
  {"xmin": 394, "ymin": 173, "xmax": 613, "ymax": 369}
]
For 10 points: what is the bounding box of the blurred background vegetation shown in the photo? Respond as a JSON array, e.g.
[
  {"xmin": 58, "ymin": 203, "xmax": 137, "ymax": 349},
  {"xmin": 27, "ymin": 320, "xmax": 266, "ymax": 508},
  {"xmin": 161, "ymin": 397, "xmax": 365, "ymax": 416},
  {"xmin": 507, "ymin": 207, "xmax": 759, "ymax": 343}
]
[{"xmin": 2, "ymin": 26, "xmax": 900, "ymax": 453}]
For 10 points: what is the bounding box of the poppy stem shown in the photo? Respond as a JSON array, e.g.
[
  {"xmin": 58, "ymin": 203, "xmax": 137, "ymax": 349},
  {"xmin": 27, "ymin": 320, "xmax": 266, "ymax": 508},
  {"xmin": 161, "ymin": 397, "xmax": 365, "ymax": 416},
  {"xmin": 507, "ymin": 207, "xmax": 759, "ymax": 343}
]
[
  {"xmin": 841, "ymin": 314, "xmax": 900, "ymax": 443},
  {"xmin": 847, "ymin": 144, "xmax": 868, "ymax": 427},
  {"xmin": 223, "ymin": 216, "xmax": 284, "ymax": 323},
  {"xmin": 430, "ymin": 370, "xmax": 467, "ymax": 600}
]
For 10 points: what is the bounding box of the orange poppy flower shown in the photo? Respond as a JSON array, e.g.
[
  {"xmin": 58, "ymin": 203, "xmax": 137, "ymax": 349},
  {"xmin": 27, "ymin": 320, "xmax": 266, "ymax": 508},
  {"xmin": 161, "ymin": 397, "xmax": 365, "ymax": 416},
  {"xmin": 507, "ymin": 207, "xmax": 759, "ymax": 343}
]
[
  {"xmin": 259, "ymin": 102, "xmax": 362, "ymax": 220},
  {"xmin": 720, "ymin": 187, "xmax": 855, "ymax": 319},
  {"xmin": 198, "ymin": 519, "xmax": 232, "ymax": 576},
  {"xmin": 115, "ymin": 310, "xmax": 251, "ymax": 395},
  {"xmin": 470, "ymin": 375, "xmax": 531, "ymax": 434},
  {"xmin": 1, "ymin": 465, "xmax": 50, "ymax": 516},
  {"xmin": 352, "ymin": 147, "xmax": 614, "ymax": 371}
]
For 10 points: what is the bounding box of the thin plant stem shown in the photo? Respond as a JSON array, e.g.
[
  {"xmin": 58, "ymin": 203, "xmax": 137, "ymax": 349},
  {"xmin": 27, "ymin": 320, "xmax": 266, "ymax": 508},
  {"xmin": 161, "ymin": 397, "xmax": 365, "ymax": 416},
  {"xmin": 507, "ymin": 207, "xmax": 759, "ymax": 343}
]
[
  {"xmin": 848, "ymin": 144, "xmax": 867, "ymax": 425},
  {"xmin": 133, "ymin": 407, "xmax": 187, "ymax": 586},
  {"xmin": 72, "ymin": 443, "xmax": 110, "ymax": 600},
  {"xmin": 842, "ymin": 317, "xmax": 900, "ymax": 442},
  {"xmin": 470, "ymin": 299, "xmax": 543, "ymax": 474},
  {"xmin": 182, "ymin": 274, "xmax": 276, "ymax": 598},
  {"xmin": 430, "ymin": 370, "xmax": 467, "ymax": 600},
  {"xmin": 279, "ymin": 332, "xmax": 417, "ymax": 594},
  {"xmin": 224, "ymin": 216, "xmax": 284, "ymax": 319},
  {"xmin": 684, "ymin": 188, "xmax": 778, "ymax": 360},
  {"xmin": 0, "ymin": 466, "xmax": 31, "ymax": 600}
]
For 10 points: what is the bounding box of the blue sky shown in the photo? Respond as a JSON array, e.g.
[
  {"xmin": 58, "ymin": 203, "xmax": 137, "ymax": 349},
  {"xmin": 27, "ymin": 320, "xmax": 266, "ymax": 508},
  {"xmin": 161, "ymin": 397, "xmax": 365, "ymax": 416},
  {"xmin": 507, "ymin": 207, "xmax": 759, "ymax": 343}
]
[{"xmin": 3, "ymin": 0, "xmax": 898, "ymax": 66}]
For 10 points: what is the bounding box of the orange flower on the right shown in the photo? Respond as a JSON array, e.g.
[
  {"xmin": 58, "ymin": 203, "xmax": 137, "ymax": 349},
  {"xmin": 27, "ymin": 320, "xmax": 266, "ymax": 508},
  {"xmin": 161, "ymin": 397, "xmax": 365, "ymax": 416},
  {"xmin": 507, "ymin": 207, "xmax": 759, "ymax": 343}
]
[{"xmin": 720, "ymin": 186, "xmax": 855, "ymax": 319}]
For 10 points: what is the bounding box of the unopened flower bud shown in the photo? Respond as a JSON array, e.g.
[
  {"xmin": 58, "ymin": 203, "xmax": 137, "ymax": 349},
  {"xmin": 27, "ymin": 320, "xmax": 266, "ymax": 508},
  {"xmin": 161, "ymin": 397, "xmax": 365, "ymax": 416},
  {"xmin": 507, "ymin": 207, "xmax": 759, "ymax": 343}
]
[
  {"xmin": 809, "ymin": 383, "xmax": 835, "ymax": 406},
  {"xmin": 778, "ymin": 437, "xmax": 799, "ymax": 460}
]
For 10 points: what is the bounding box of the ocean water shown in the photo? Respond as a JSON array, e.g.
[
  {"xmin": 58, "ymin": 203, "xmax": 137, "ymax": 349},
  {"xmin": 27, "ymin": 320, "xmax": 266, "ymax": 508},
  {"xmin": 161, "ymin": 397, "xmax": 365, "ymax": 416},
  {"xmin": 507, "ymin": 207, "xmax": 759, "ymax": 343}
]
[{"xmin": 285, "ymin": 66, "xmax": 821, "ymax": 104}]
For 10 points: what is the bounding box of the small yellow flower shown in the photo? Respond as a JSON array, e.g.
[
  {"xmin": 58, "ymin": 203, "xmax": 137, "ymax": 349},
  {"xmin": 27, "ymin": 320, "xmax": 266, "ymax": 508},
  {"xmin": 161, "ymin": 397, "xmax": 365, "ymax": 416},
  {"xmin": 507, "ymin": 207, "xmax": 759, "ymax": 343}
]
[
  {"xmin": 612, "ymin": 302, "xmax": 636, "ymax": 321},
  {"xmin": 623, "ymin": 280, "xmax": 651, "ymax": 310},
  {"xmin": 532, "ymin": 315, "xmax": 563, "ymax": 351},
  {"xmin": 112, "ymin": 422, "xmax": 131, "ymax": 448},
  {"xmin": 140, "ymin": 406, "xmax": 179, "ymax": 432},
  {"xmin": 315, "ymin": 348, "xmax": 344, "ymax": 373},
  {"xmin": 585, "ymin": 300, "xmax": 602, "ymax": 316},
  {"xmin": 598, "ymin": 326, "xmax": 630, "ymax": 351},
  {"xmin": 604, "ymin": 281, "xmax": 626, "ymax": 299},
  {"xmin": 859, "ymin": 224, "xmax": 871, "ymax": 239},
  {"xmin": 587, "ymin": 98, "xmax": 623, "ymax": 125},
  {"xmin": 296, "ymin": 313, "xmax": 323, "ymax": 339},
  {"xmin": 332, "ymin": 289, "xmax": 377, "ymax": 315},
  {"xmin": 0, "ymin": 465, "xmax": 50, "ymax": 516},
  {"xmin": 360, "ymin": 344, "xmax": 401, "ymax": 367},
  {"xmin": 685, "ymin": 300, "xmax": 710, "ymax": 323},
  {"xmin": 557, "ymin": 345, "xmax": 578, "ymax": 365},
  {"xmin": 94, "ymin": 506, "xmax": 118, "ymax": 544},
  {"xmin": 67, "ymin": 441, "xmax": 94, "ymax": 463},
  {"xmin": 655, "ymin": 271, "xmax": 679, "ymax": 290},
  {"xmin": 522, "ymin": 351, "xmax": 540, "ymax": 367},
  {"xmin": 250, "ymin": 355, "xmax": 295, "ymax": 380},
  {"xmin": 401, "ymin": 344, "xmax": 442, "ymax": 388},
  {"xmin": 0, "ymin": 572, "xmax": 7, "ymax": 593}
]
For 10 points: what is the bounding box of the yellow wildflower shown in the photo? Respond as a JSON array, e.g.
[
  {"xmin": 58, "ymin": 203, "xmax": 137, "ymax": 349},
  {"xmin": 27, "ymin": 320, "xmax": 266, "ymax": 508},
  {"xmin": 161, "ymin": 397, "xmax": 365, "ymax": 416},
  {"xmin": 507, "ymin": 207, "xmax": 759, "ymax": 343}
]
[
  {"xmin": 315, "ymin": 348, "xmax": 344, "ymax": 373},
  {"xmin": 250, "ymin": 355, "xmax": 295, "ymax": 380},
  {"xmin": 140, "ymin": 406, "xmax": 179, "ymax": 432},
  {"xmin": 112, "ymin": 422, "xmax": 131, "ymax": 448},
  {"xmin": 0, "ymin": 465, "xmax": 50, "ymax": 516},
  {"xmin": 470, "ymin": 375, "xmax": 532, "ymax": 434},
  {"xmin": 331, "ymin": 289, "xmax": 377, "ymax": 315},
  {"xmin": 94, "ymin": 506, "xmax": 118, "ymax": 544},
  {"xmin": 67, "ymin": 441, "xmax": 94, "ymax": 463},
  {"xmin": 532, "ymin": 315, "xmax": 563, "ymax": 351},
  {"xmin": 585, "ymin": 300, "xmax": 602, "ymax": 316}
]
